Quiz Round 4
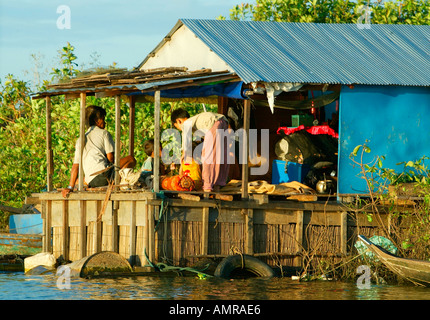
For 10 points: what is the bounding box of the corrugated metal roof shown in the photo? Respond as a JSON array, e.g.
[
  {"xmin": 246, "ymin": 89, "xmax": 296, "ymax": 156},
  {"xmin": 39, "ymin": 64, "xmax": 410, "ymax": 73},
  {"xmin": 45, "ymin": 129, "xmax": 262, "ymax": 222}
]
[{"xmin": 180, "ymin": 19, "xmax": 430, "ymax": 86}]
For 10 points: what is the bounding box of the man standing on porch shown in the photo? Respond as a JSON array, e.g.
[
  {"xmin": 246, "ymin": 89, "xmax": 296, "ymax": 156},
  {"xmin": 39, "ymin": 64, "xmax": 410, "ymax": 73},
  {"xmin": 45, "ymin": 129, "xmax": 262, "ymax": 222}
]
[
  {"xmin": 171, "ymin": 108, "xmax": 230, "ymax": 193},
  {"xmin": 62, "ymin": 105, "xmax": 136, "ymax": 198}
]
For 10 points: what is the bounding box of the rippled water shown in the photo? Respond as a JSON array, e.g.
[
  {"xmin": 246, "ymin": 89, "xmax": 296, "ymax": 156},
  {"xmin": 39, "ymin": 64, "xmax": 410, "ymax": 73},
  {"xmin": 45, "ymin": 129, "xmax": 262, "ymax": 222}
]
[{"xmin": 1, "ymin": 271, "xmax": 430, "ymax": 300}]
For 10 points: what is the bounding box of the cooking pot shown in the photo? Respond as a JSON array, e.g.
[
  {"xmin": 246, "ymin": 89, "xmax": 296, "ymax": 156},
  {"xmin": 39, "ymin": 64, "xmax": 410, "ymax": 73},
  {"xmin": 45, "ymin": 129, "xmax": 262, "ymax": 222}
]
[{"xmin": 316, "ymin": 179, "xmax": 333, "ymax": 194}]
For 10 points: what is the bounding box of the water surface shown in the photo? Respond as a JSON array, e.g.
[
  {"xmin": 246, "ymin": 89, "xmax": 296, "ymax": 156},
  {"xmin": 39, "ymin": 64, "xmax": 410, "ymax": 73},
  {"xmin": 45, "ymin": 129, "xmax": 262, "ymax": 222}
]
[{"xmin": 1, "ymin": 271, "xmax": 430, "ymax": 300}]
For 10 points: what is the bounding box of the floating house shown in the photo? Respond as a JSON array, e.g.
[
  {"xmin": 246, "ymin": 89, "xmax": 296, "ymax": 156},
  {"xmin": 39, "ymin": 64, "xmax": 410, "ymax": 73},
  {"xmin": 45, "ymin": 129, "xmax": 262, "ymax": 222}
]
[{"xmin": 31, "ymin": 20, "xmax": 430, "ymax": 274}]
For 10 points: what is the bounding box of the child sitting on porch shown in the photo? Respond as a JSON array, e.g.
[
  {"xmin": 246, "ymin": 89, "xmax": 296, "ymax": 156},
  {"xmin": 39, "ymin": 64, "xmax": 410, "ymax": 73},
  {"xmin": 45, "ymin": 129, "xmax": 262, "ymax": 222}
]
[
  {"xmin": 139, "ymin": 138, "xmax": 170, "ymax": 188},
  {"xmin": 171, "ymin": 108, "xmax": 230, "ymax": 193}
]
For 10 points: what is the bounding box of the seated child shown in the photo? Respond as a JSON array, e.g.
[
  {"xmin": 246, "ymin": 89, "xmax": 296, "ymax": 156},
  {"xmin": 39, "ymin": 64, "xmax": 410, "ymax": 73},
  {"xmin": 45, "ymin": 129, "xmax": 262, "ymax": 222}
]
[{"xmin": 140, "ymin": 139, "xmax": 169, "ymax": 188}]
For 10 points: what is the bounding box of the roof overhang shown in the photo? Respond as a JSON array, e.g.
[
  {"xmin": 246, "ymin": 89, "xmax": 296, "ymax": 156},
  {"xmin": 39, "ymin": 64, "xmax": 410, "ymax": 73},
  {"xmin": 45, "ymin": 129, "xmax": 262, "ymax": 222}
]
[{"xmin": 32, "ymin": 69, "xmax": 242, "ymax": 100}]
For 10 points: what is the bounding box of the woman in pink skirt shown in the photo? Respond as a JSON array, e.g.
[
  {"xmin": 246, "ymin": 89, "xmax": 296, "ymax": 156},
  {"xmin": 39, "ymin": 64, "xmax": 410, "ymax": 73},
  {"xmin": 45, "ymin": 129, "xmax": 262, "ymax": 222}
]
[{"xmin": 172, "ymin": 108, "xmax": 231, "ymax": 192}]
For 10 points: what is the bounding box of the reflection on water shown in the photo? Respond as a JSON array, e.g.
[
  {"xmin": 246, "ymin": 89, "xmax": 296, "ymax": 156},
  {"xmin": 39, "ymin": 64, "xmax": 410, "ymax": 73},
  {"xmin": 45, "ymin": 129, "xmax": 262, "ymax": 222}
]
[{"xmin": 1, "ymin": 271, "xmax": 430, "ymax": 300}]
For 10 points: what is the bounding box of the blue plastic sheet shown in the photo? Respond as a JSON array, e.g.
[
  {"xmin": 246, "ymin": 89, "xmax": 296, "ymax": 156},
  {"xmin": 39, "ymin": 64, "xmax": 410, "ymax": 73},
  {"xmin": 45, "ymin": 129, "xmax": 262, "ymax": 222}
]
[{"xmin": 129, "ymin": 81, "xmax": 246, "ymax": 99}]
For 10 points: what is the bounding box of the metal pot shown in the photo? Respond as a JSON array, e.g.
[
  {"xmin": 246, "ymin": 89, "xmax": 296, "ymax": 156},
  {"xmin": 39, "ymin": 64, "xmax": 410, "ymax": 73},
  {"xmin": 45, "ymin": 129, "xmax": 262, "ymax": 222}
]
[{"xmin": 316, "ymin": 179, "xmax": 333, "ymax": 194}]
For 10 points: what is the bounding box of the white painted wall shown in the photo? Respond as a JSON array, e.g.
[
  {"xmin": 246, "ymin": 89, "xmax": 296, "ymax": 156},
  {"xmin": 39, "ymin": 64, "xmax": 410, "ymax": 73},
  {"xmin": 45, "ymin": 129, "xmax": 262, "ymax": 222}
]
[{"xmin": 140, "ymin": 25, "xmax": 232, "ymax": 72}]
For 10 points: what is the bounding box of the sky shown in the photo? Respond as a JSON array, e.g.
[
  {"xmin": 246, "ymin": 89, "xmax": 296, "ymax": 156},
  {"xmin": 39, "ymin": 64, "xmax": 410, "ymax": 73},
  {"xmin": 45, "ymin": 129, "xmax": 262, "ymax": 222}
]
[{"xmin": 0, "ymin": 0, "xmax": 240, "ymax": 88}]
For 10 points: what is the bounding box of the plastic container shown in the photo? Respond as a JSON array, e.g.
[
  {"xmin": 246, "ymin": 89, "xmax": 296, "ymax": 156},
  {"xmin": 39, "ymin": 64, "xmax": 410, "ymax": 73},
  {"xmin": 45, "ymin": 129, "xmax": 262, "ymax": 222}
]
[
  {"xmin": 291, "ymin": 114, "xmax": 314, "ymax": 127},
  {"xmin": 24, "ymin": 252, "xmax": 56, "ymax": 273},
  {"xmin": 271, "ymin": 160, "xmax": 310, "ymax": 184}
]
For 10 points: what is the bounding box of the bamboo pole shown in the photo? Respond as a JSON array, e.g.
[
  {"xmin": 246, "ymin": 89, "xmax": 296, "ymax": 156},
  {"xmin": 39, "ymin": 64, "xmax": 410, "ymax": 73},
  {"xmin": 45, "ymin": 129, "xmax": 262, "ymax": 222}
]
[
  {"xmin": 45, "ymin": 96, "xmax": 53, "ymax": 192},
  {"xmin": 79, "ymin": 93, "xmax": 86, "ymax": 191}
]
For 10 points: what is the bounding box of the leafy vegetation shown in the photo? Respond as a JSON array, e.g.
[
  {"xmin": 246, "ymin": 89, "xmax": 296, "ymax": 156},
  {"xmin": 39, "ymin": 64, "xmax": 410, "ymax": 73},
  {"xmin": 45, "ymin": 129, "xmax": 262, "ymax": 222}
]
[
  {"xmin": 350, "ymin": 143, "xmax": 430, "ymax": 264},
  {"xmin": 0, "ymin": 43, "xmax": 214, "ymax": 229},
  {"xmin": 219, "ymin": 0, "xmax": 429, "ymax": 25}
]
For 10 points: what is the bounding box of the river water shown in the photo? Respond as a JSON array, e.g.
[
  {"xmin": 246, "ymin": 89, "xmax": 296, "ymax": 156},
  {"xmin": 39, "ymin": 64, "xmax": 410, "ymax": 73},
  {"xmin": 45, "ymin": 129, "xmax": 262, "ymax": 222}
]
[{"xmin": 1, "ymin": 271, "xmax": 430, "ymax": 301}]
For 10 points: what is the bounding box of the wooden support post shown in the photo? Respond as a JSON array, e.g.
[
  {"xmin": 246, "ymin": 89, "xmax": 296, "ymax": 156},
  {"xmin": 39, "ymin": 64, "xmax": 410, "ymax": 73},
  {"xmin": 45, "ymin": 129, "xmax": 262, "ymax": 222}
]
[
  {"xmin": 111, "ymin": 95, "xmax": 121, "ymax": 253},
  {"xmin": 340, "ymin": 211, "xmax": 348, "ymax": 255},
  {"xmin": 114, "ymin": 95, "xmax": 121, "ymax": 190},
  {"xmin": 241, "ymin": 99, "xmax": 251, "ymax": 252},
  {"xmin": 129, "ymin": 201, "xmax": 137, "ymax": 266},
  {"xmin": 43, "ymin": 200, "xmax": 52, "ymax": 252},
  {"xmin": 151, "ymin": 91, "xmax": 160, "ymax": 263},
  {"xmin": 217, "ymin": 96, "xmax": 228, "ymax": 115},
  {"xmin": 79, "ymin": 200, "xmax": 86, "ymax": 259},
  {"xmin": 129, "ymin": 96, "xmax": 136, "ymax": 157},
  {"xmin": 294, "ymin": 210, "xmax": 304, "ymax": 267},
  {"xmin": 201, "ymin": 207, "xmax": 209, "ymax": 255},
  {"xmin": 241, "ymin": 99, "xmax": 251, "ymax": 199},
  {"xmin": 79, "ymin": 93, "xmax": 86, "ymax": 191},
  {"xmin": 153, "ymin": 91, "xmax": 161, "ymax": 193},
  {"xmin": 62, "ymin": 200, "xmax": 69, "ymax": 261},
  {"xmin": 45, "ymin": 96, "xmax": 53, "ymax": 192}
]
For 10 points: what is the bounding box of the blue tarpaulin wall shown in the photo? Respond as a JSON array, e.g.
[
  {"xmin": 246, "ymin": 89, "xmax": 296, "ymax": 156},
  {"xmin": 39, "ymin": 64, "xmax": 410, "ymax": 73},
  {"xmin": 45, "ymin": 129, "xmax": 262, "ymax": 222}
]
[
  {"xmin": 128, "ymin": 81, "xmax": 246, "ymax": 100},
  {"xmin": 338, "ymin": 85, "xmax": 430, "ymax": 194}
]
